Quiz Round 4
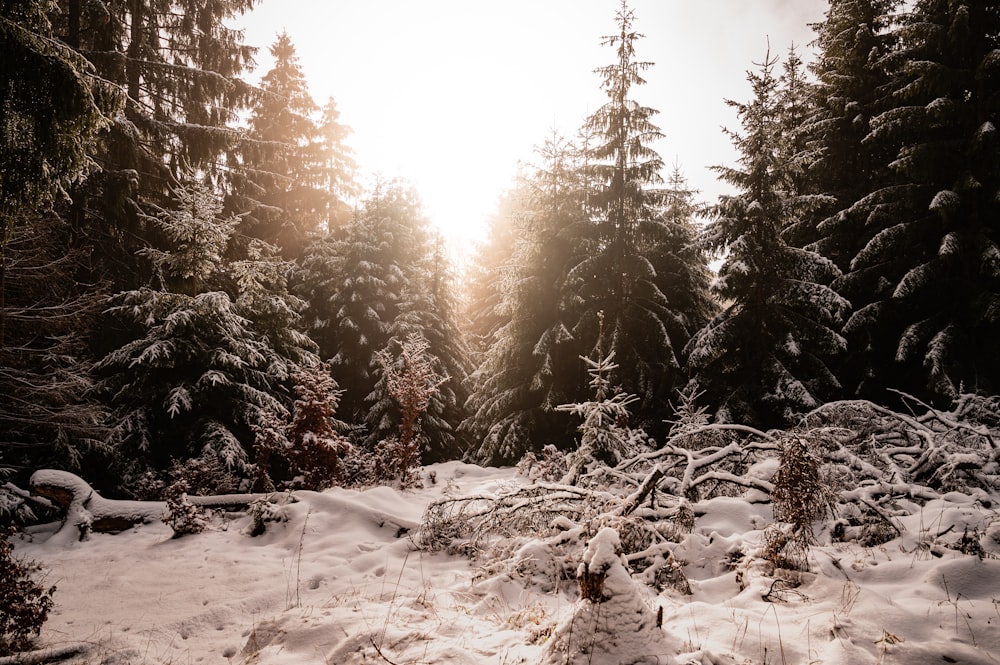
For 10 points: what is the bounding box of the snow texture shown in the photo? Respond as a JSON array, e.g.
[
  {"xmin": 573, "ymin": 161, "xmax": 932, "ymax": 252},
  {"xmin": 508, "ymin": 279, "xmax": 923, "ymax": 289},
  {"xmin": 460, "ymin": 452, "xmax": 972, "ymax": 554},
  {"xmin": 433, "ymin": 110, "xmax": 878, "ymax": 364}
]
[{"xmin": 11, "ymin": 460, "xmax": 1000, "ymax": 664}]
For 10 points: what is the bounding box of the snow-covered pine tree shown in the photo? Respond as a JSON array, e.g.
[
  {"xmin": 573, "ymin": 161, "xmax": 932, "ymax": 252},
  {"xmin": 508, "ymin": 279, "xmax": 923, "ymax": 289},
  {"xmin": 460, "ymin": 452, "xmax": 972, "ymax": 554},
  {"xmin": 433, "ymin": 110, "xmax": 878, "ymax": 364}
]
[
  {"xmin": 372, "ymin": 235, "xmax": 472, "ymax": 462},
  {"xmin": 840, "ymin": 0, "xmax": 1000, "ymax": 402},
  {"xmin": 567, "ymin": 1, "xmax": 713, "ymax": 425},
  {"xmin": 686, "ymin": 49, "xmax": 849, "ymax": 428},
  {"xmin": 0, "ymin": 216, "xmax": 111, "ymax": 485},
  {"xmin": 238, "ymin": 32, "xmax": 356, "ymax": 259},
  {"xmin": 557, "ymin": 314, "xmax": 639, "ymax": 485},
  {"xmin": 0, "ymin": 0, "xmax": 120, "ymax": 230},
  {"xmin": 97, "ymin": 177, "xmax": 313, "ymax": 487},
  {"xmin": 296, "ymin": 180, "xmax": 427, "ymax": 426},
  {"xmin": 463, "ymin": 132, "xmax": 587, "ymax": 465},
  {"xmin": 801, "ymin": 0, "xmax": 901, "ymax": 399},
  {"xmin": 47, "ymin": 0, "xmax": 259, "ymax": 291}
]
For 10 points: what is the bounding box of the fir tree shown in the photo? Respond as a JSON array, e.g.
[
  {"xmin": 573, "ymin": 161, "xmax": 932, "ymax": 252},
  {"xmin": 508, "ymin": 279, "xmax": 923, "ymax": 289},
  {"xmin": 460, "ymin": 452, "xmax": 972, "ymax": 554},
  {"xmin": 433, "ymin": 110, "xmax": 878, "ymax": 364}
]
[
  {"xmin": 97, "ymin": 178, "xmax": 314, "ymax": 486},
  {"xmin": 687, "ymin": 49, "xmax": 849, "ymax": 427},
  {"xmin": 377, "ymin": 235, "xmax": 472, "ymax": 462},
  {"xmin": 239, "ymin": 32, "xmax": 356, "ymax": 258},
  {"xmin": 840, "ymin": 0, "xmax": 1000, "ymax": 402},
  {"xmin": 802, "ymin": 0, "xmax": 901, "ymax": 399},
  {"xmin": 297, "ymin": 180, "xmax": 427, "ymax": 425},
  {"xmin": 464, "ymin": 133, "xmax": 587, "ymax": 465},
  {"xmin": 568, "ymin": 1, "xmax": 712, "ymax": 422},
  {"xmin": 47, "ymin": 0, "xmax": 259, "ymax": 290}
]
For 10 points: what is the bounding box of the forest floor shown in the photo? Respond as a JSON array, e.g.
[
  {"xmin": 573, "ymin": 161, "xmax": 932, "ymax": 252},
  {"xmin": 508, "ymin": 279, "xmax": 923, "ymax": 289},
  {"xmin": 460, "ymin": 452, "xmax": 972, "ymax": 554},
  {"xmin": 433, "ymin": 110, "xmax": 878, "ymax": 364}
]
[{"xmin": 11, "ymin": 459, "xmax": 1000, "ymax": 665}]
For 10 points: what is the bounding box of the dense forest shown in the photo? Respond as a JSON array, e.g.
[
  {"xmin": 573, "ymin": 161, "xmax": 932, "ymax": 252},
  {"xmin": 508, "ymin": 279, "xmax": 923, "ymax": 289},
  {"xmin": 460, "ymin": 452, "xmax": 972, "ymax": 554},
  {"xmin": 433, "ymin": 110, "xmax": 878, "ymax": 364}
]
[{"xmin": 1, "ymin": 0, "xmax": 999, "ymax": 506}]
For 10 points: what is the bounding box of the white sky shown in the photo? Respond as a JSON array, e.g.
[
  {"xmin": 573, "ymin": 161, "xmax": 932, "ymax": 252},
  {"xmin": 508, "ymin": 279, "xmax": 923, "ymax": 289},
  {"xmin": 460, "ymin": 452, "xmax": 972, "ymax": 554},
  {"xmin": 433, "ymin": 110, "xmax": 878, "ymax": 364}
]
[{"xmin": 235, "ymin": 0, "xmax": 829, "ymax": 252}]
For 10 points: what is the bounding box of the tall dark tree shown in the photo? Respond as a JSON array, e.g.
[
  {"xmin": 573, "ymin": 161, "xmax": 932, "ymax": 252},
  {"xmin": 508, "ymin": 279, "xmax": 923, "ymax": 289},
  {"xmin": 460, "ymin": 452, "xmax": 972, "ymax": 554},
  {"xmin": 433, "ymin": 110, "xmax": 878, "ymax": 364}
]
[
  {"xmin": 384, "ymin": 236, "xmax": 473, "ymax": 462},
  {"xmin": 840, "ymin": 0, "xmax": 1000, "ymax": 402},
  {"xmin": 568, "ymin": 1, "xmax": 712, "ymax": 424},
  {"xmin": 687, "ymin": 50, "xmax": 849, "ymax": 427},
  {"xmin": 464, "ymin": 133, "xmax": 587, "ymax": 464},
  {"xmin": 46, "ymin": 0, "xmax": 258, "ymax": 289},
  {"xmin": 800, "ymin": 0, "xmax": 901, "ymax": 399},
  {"xmin": 0, "ymin": 215, "xmax": 110, "ymax": 482},
  {"xmin": 1, "ymin": 0, "xmax": 121, "ymax": 231},
  {"xmin": 239, "ymin": 32, "xmax": 356, "ymax": 258}
]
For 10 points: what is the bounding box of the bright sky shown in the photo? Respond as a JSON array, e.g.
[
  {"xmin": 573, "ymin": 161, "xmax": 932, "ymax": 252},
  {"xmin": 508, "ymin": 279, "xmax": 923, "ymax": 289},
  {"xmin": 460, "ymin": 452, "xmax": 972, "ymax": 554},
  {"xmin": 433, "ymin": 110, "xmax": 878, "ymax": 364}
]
[{"xmin": 235, "ymin": 0, "xmax": 828, "ymax": 252}]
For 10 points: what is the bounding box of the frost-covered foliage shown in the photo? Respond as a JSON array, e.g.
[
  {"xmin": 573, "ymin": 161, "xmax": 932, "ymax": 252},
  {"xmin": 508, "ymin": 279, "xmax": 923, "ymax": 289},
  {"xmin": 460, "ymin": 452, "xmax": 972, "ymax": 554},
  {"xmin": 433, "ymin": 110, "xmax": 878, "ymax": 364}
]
[
  {"xmin": 0, "ymin": 528, "xmax": 55, "ymax": 655},
  {"xmin": 557, "ymin": 347, "xmax": 640, "ymax": 484},
  {"xmin": 687, "ymin": 49, "xmax": 848, "ymax": 428},
  {"xmin": 98, "ymin": 177, "xmax": 315, "ymax": 489},
  {"xmin": 161, "ymin": 481, "xmax": 207, "ymax": 537},
  {"xmin": 245, "ymin": 495, "xmax": 288, "ymax": 537},
  {"xmin": 835, "ymin": 0, "xmax": 1000, "ymax": 403},
  {"xmin": 253, "ymin": 362, "xmax": 351, "ymax": 492},
  {"xmin": 420, "ymin": 392, "xmax": 1000, "ymax": 607}
]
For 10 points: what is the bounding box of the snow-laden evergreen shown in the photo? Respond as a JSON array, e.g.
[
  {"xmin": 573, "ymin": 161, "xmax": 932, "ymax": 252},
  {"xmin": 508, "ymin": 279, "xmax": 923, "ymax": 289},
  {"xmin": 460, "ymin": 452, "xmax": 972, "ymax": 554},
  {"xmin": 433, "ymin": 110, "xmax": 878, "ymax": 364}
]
[
  {"xmin": 838, "ymin": 0, "xmax": 1000, "ymax": 403},
  {"xmin": 687, "ymin": 50, "xmax": 849, "ymax": 427},
  {"xmin": 97, "ymin": 178, "xmax": 315, "ymax": 487}
]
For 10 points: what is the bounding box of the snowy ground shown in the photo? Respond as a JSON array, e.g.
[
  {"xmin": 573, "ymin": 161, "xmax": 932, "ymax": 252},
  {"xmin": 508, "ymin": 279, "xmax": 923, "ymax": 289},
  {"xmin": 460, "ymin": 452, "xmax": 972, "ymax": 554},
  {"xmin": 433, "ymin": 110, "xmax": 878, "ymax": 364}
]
[{"xmin": 12, "ymin": 460, "xmax": 1000, "ymax": 665}]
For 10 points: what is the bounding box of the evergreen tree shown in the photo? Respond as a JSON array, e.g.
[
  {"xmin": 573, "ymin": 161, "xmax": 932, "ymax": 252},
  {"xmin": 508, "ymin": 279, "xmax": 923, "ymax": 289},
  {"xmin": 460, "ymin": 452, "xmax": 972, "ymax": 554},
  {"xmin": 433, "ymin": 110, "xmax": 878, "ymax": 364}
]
[
  {"xmin": 239, "ymin": 32, "xmax": 356, "ymax": 258},
  {"xmin": 0, "ymin": 0, "xmax": 121, "ymax": 230},
  {"xmin": 464, "ymin": 133, "xmax": 587, "ymax": 465},
  {"xmin": 297, "ymin": 180, "xmax": 426, "ymax": 425},
  {"xmin": 568, "ymin": 1, "xmax": 712, "ymax": 422},
  {"xmin": 0, "ymin": 215, "xmax": 110, "ymax": 481},
  {"xmin": 378, "ymin": 236, "xmax": 472, "ymax": 462},
  {"xmin": 838, "ymin": 0, "xmax": 1000, "ymax": 402},
  {"xmin": 97, "ymin": 178, "xmax": 314, "ymax": 486},
  {"xmin": 46, "ymin": 0, "xmax": 258, "ymax": 290},
  {"xmin": 803, "ymin": 0, "xmax": 899, "ymax": 266},
  {"xmin": 801, "ymin": 0, "xmax": 901, "ymax": 399},
  {"xmin": 686, "ymin": 50, "xmax": 849, "ymax": 427}
]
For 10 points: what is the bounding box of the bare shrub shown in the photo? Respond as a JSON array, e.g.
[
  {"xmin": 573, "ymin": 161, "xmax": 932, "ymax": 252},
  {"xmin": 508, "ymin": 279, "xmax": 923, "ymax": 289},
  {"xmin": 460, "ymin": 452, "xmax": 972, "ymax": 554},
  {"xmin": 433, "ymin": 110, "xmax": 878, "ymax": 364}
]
[
  {"xmin": 766, "ymin": 435, "xmax": 836, "ymax": 569},
  {"xmin": 0, "ymin": 528, "xmax": 55, "ymax": 655}
]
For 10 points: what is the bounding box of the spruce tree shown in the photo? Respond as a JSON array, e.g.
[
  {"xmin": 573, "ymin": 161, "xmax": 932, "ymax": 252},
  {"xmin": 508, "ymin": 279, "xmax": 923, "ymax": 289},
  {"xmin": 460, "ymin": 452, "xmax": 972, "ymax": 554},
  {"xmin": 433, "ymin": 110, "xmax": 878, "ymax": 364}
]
[
  {"xmin": 297, "ymin": 180, "xmax": 426, "ymax": 425},
  {"xmin": 802, "ymin": 0, "xmax": 901, "ymax": 399},
  {"xmin": 0, "ymin": 0, "xmax": 121, "ymax": 229},
  {"xmin": 47, "ymin": 0, "xmax": 258, "ymax": 290},
  {"xmin": 239, "ymin": 32, "xmax": 356, "ymax": 258},
  {"xmin": 842, "ymin": 0, "xmax": 1000, "ymax": 402},
  {"xmin": 377, "ymin": 236, "xmax": 472, "ymax": 462},
  {"xmin": 686, "ymin": 50, "xmax": 849, "ymax": 427},
  {"xmin": 568, "ymin": 1, "xmax": 712, "ymax": 423},
  {"xmin": 464, "ymin": 133, "xmax": 587, "ymax": 465},
  {"xmin": 97, "ymin": 177, "xmax": 314, "ymax": 486}
]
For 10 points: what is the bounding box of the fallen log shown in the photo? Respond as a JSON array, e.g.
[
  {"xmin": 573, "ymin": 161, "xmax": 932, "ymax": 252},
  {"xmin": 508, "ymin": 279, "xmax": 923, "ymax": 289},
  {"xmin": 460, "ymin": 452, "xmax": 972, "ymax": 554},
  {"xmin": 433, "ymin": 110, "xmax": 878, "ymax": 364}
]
[{"xmin": 29, "ymin": 470, "xmax": 272, "ymax": 540}]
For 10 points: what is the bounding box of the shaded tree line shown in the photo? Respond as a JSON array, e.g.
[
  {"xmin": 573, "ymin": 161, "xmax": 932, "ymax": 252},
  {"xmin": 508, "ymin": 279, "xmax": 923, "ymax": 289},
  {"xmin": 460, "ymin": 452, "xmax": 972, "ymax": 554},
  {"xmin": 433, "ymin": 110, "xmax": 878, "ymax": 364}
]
[
  {"xmin": 464, "ymin": 0, "xmax": 1000, "ymax": 463},
  {"xmin": 1, "ymin": 1, "xmax": 469, "ymax": 499},
  {"xmin": 2, "ymin": 0, "xmax": 998, "ymax": 496}
]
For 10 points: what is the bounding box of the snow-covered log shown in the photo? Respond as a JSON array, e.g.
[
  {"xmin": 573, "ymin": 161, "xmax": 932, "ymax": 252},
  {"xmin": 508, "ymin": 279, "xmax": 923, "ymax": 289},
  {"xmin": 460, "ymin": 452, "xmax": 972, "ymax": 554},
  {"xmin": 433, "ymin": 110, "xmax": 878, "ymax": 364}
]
[
  {"xmin": 0, "ymin": 643, "xmax": 91, "ymax": 665},
  {"xmin": 29, "ymin": 470, "xmax": 270, "ymax": 540}
]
